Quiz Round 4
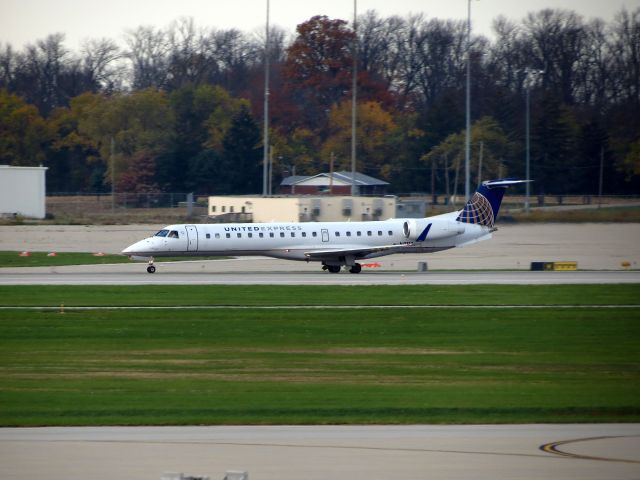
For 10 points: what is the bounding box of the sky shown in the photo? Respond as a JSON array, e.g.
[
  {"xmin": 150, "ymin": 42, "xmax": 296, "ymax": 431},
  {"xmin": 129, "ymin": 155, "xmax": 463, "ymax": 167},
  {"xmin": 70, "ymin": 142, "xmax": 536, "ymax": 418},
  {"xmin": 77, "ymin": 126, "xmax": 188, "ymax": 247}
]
[{"xmin": 1, "ymin": 0, "xmax": 639, "ymax": 50}]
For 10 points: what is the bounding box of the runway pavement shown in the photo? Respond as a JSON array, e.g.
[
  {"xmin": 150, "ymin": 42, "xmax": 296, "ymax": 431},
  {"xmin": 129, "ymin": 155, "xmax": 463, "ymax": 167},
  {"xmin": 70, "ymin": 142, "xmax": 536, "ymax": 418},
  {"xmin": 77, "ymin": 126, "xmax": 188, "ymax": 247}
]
[
  {"xmin": 1, "ymin": 223, "xmax": 639, "ymax": 271},
  {"xmin": 1, "ymin": 424, "xmax": 639, "ymax": 480},
  {"xmin": 0, "ymin": 265, "xmax": 639, "ymax": 285}
]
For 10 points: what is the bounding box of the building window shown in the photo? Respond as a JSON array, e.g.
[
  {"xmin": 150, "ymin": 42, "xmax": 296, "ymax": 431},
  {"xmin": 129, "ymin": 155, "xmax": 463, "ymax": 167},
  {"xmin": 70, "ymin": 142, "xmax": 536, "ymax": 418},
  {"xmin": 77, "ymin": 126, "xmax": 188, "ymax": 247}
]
[
  {"xmin": 222, "ymin": 206, "xmax": 226, "ymax": 213},
  {"xmin": 211, "ymin": 206, "xmax": 216, "ymax": 213},
  {"xmin": 230, "ymin": 206, "xmax": 234, "ymax": 213}
]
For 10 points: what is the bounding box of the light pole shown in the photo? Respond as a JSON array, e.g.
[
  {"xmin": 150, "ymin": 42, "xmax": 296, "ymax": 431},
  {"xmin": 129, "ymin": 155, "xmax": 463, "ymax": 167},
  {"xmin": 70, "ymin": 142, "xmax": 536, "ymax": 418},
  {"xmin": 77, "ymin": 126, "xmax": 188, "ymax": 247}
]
[
  {"xmin": 524, "ymin": 68, "xmax": 543, "ymax": 212},
  {"xmin": 525, "ymin": 73, "xmax": 530, "ymax": 212},
  {"xmin": 262, "ymin": 0, "xmax": 270, "ymax": 196},
  {"xmin": 351, "ymin": 0, "xmax": 358, "ymax": 197},
  {"xmin": 464, "ymin": 0, "xmax": 472, "ymax": 202}
]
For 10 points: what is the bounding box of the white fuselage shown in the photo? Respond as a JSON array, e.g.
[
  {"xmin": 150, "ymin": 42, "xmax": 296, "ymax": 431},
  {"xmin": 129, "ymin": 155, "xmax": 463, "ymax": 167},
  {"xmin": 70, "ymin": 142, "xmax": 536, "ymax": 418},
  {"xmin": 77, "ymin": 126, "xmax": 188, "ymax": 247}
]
[{"xmin": 122, "ymin": 211, "xmax": 492, "ymax": 264}]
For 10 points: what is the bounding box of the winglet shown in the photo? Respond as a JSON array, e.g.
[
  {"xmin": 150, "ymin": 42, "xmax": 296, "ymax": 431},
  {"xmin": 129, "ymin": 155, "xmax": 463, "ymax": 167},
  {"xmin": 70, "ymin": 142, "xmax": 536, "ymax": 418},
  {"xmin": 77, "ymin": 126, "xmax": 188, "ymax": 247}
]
[{"xmin": 456, "ymin": 179, "xmax": 531, "ymax": 227}]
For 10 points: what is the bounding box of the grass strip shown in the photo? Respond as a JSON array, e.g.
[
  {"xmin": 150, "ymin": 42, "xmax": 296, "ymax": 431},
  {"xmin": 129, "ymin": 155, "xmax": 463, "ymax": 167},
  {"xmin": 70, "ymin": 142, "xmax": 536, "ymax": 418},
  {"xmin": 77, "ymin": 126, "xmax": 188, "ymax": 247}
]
[
  {"xmin": 0, "ymin": 251, "xmax": 228, "ymax": 268},
  {"xmin": 0, "ymin": 284, "xmax": 638, "ymax": 307},
  {"xmin": 0, "ymin": 305, "xmax": 638, "ymax": 426},
  {"xmin": 0, "ymin": 251, "xmax": 129, "ymax": 267}
]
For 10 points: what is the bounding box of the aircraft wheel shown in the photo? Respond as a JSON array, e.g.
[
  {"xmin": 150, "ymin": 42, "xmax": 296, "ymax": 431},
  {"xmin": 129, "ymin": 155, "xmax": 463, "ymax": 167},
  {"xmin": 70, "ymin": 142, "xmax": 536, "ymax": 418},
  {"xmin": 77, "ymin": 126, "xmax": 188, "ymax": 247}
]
[
  {"xmin": 349, "ymin": 263, "xmax": 362, "ymax": 274},
  {"xmin": 327, "ymin": 265, "xmax": 341, "ymax": 273},
  {"xmin": 146, "ymin": 265, "xmax": 156, "ymax": 274}
]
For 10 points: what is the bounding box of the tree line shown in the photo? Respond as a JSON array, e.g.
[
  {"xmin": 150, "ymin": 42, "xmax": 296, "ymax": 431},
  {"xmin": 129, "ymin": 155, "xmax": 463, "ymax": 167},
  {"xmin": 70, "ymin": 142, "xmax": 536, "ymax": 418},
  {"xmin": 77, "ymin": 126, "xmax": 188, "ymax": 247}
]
[{"xmin": 0, "ymin": 9, "xmax": 639, "ymax": 196}]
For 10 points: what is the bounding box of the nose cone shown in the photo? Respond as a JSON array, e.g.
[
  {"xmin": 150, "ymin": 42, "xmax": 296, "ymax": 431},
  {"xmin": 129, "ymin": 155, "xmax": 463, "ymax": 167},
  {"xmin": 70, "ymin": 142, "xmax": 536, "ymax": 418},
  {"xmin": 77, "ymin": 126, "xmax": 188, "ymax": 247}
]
[
  {"xmin": 121, "ymin": 243, "xmax": 135, "ymax": 255},
  {"xmin": 122, "ymin": 239, "xmax": 153, "ymax": 256}
]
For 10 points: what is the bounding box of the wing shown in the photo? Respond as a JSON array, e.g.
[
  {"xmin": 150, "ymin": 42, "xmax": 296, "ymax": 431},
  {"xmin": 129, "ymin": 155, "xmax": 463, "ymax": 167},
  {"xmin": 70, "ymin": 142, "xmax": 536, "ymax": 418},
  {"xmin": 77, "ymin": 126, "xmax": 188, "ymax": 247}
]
[{"xmin": 304, "ymin": 244, "xmax": 404, "ymax": 261}]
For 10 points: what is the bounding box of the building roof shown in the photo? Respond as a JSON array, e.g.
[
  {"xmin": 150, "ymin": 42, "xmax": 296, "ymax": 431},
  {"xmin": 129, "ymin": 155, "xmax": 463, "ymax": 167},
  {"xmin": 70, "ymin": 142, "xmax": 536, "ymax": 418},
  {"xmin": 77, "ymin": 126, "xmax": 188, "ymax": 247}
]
[
  {"xmin": 280, "ymin": 171, "xmax": 388, "ymax": 187},
  {"xmin": 279, "ymin": 175, "xmax": 309, "ymax": 186}
]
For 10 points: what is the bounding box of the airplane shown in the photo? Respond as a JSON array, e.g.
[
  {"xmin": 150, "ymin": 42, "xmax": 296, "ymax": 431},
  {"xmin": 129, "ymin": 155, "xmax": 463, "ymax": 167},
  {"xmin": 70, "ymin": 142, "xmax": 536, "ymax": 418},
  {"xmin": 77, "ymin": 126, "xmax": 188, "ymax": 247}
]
[{"xmin": 122, "ymin": 179, "xmax": 527, "ymax": 274}]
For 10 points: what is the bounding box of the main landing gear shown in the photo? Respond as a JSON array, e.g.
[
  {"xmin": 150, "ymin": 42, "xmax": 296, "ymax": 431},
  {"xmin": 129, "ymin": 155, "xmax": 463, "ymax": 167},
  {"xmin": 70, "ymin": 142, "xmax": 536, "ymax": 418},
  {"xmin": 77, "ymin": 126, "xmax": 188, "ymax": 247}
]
[
  {"xmin": 322, "ymin": 263, "xmax": 362, "ymax": 274},
  {"xmin": 349, "ymin": 263, "xmax": 362, "ymax": 274},
  {"xmin": 146, "ymin": 258, "xmax": 156, "ymax": 274}
]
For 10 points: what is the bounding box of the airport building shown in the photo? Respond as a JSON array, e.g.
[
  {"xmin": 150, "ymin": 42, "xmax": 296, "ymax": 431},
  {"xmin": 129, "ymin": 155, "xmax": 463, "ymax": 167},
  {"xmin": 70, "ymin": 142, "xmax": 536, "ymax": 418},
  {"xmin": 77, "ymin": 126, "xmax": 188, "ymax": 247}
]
[
  {"xmin": 208, "ymin": 195, "xmax": 398, "ymax": 223},
  {"xmin": 279, "ymin": 171, "xmax": 389, "ymax": 196},
  {"xmin": 207, "ymin": 171, "xmax": 427, "ymax": 223},
  {"xmin": 0, "ymin": 165, "xmax": 48, "ymax": 219}
]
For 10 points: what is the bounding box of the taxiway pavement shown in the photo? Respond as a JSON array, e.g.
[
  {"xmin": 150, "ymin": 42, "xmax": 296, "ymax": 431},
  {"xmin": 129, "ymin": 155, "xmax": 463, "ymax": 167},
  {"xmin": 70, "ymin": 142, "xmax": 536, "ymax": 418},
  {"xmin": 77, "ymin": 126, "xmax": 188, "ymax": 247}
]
[
  {"xmin": 1, "ymin": 424, "xmax": 639, "ymax": 480},
  {"xmin": 0, "ymin": 266, "xmax": 639, "ymax": 285}
]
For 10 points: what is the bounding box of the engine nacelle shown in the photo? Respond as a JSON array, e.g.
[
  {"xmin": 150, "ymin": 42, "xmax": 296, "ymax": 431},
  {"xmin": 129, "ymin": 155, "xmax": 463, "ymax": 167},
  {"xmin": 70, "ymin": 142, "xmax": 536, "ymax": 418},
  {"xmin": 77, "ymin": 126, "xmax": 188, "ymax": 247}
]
[
  {"xmin": 402, "ymin": 219, "xmax": 428, "ymax": 241},
  {"xmin": 403, "ymin": 219, "xmax": 465, "ymax": 242}
]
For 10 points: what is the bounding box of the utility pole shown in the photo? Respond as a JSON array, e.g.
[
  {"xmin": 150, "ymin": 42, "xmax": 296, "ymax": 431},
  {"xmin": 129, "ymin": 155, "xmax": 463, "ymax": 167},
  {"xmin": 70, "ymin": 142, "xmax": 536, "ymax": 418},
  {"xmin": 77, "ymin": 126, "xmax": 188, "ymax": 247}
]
[
  {"xmin": 268, "ymin": 146, "xmax": 273, "ymax": 196},
  {"xmin": 330, "ymin": 152, "xmax": 335, "ymax": 195},
  {"xmin": 262, "ymin": 0, "xmax": 270, "ymax": 196},
  {"xmin": 477, "ymin": 141, "xmax": 484, "ymax": 187},
  {"xmin": 598, "ymin": 146, "xmax": 604, "ymax": 207},
  {"xmin": 110, "ymin": 137, "xmax": 115, "ymax": 213}
]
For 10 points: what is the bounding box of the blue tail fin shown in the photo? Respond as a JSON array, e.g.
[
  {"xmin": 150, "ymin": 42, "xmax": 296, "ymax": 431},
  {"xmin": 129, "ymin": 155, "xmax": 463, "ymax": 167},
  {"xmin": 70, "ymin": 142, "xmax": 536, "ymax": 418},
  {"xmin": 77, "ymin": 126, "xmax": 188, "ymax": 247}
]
[{"xmin": 456, "ymin": 179, "xmax": 529, "ymax": 228}]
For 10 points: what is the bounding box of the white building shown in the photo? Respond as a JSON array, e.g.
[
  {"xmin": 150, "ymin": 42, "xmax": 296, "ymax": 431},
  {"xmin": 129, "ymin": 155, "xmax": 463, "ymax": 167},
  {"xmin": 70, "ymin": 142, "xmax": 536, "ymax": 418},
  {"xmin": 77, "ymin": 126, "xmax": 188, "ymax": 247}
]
[
  {"xmin": 0, "ymin": 165, "xmax": 48, "ymax": 219},
  {"xmin": 208, "ymin": 196, "xmax": 397, "ymax": 223}
]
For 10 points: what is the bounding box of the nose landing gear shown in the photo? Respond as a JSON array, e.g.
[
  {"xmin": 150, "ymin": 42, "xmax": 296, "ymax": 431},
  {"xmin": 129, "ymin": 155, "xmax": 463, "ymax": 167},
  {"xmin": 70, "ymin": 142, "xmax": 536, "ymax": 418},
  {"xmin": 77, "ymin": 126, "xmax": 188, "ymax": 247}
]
[{"xmin": 146, "ymin": 258, "xmax": 156, "ymax": 274}]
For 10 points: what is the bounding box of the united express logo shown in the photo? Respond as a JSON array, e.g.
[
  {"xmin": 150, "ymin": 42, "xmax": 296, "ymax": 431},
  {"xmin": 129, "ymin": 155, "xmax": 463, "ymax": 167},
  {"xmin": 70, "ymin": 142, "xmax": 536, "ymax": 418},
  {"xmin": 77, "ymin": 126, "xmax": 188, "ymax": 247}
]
[
  {"xmin": 456, "ymin": 192, "xmax": 495, "ymax": 227},
  {"xmin": 224, "ymin": 225, "xmax": 303, "ymax": 232}
]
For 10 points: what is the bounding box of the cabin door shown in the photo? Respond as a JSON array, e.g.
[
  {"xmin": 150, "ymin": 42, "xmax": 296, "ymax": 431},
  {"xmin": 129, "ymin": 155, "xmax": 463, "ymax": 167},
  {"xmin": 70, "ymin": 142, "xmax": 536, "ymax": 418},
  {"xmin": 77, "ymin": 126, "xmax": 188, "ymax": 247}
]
[
  {"xmin": 186, "ymin": 225, "xmax": 199, "ymax": 251},
  {"xmin": 321, "ymin": 229, "xmax": 329, "ymax": 242}
]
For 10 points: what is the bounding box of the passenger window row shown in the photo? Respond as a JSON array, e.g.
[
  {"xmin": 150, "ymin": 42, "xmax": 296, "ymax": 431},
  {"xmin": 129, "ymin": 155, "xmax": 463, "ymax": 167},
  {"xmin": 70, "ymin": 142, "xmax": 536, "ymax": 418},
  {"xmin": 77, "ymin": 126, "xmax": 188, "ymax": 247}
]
[{"xmin": 203, "ymin": 230, "xmax": 395, "ymax": 239}]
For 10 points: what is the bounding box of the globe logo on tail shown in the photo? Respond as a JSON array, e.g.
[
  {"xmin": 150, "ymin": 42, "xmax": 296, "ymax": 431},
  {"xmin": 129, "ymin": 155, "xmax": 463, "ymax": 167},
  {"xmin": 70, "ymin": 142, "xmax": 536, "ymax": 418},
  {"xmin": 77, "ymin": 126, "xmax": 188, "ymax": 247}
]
[{"xmin": 456, "ymin": 191, "xmax": 495, "ymax": 227}]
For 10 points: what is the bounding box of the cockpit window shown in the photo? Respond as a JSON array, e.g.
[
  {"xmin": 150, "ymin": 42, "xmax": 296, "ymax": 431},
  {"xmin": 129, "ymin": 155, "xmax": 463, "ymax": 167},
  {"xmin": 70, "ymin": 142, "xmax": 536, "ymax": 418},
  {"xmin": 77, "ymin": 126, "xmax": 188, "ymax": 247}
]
[
  {"xmin": 155, "ymin": 230, "xmax": 169, "ymax": 237},
  {"xmin": 168, "ymin": 230, "xmax": 179, "ymax": 238}
]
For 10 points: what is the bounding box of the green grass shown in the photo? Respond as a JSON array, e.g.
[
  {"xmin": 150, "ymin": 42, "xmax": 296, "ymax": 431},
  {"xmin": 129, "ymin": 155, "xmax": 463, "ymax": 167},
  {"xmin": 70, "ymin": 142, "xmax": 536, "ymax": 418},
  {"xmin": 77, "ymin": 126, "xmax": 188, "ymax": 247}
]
[
  {"xmin": 0, "ymin": 251, "xmax": 228, "ymax": 268},
  {"xmin": 0, "ymin": 284, "xmax": 638, "ymax": 307},
  {"xmin": 0, "ymin": 285, "xmax": 639, "ymax": 426},
  {"xmin": 0, "ymin": 251, "xmax": 130, "ymax": 267}
]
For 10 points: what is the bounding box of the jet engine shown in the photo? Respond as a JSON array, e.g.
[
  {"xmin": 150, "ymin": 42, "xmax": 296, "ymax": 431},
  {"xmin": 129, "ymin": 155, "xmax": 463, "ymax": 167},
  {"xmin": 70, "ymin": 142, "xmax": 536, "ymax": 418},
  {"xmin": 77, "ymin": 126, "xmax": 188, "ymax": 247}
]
[{"xmin": 403, "ymin": 219, "xmax": 465, "ymax": 242}]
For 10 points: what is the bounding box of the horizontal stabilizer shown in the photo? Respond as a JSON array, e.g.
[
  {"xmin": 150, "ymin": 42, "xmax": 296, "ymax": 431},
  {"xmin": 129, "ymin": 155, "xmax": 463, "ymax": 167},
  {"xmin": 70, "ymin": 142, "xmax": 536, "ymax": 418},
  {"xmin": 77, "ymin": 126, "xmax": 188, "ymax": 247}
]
[{"xmin": 483, "ymin": 179, "xmax": 532, "ymax": 188}]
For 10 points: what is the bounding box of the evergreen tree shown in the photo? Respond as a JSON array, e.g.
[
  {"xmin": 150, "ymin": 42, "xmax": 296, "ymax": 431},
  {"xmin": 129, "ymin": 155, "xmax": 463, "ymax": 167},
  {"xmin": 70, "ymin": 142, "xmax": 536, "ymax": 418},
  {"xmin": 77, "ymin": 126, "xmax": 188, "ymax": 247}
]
[
  {"xmin": 217, "ymin": 105, "xmax": 262, "ymax": 194},
  {"xmin": 532, "ymin": 94, "xmax": 579, "ymax": 193}
]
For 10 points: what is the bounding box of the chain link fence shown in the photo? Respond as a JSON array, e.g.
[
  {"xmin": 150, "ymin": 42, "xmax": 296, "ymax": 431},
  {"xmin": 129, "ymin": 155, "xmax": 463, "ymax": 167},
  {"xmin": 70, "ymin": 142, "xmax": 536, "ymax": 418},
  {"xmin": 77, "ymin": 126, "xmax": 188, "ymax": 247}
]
[{"xmin": 46, "ymin": 193, "xmax": 208, "ymax": 223}]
